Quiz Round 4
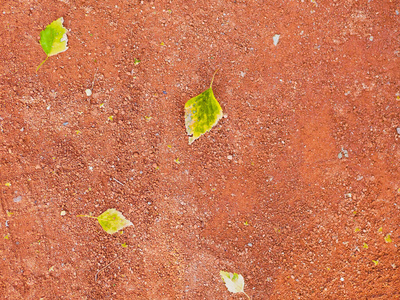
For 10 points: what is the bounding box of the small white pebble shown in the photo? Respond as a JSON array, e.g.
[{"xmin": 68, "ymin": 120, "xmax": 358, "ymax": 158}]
[
  {"xmin": 227, "ymin": 155, "xmax": 233, "ymax": 160},
  {"xmin": 60, "ymin": 211, "xmax": 67, "ymax": 216},
  {"xmin": 340, "ymin": 277, "xmax": 344, "ymax": 282},
  {"xmin": 273, "ymin": 34, "xmax": 280, "ymax": 46},
  {"xmin": 85, "ymin": 89, "xmax": 92, "ymax": 96}
]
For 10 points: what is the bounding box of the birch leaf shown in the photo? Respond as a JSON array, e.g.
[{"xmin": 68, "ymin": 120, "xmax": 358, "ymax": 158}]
[
  {"xmin": 220, "ymin": 271, "xmax": 245, "ymax": 294},
  {"xmin": 37, "ymin": 17, "xmax": 69, "ymax": 71},
  {"xmin": 78, "ymin": 209, "xmax": 133, "ymax": 234},
  {"xmin": 185, "ymin": 71, "xmax": 223, "ymax": 144},
  {"xmin": 97, "ymin": 209, "xmax": 133, "ymax": 234}
]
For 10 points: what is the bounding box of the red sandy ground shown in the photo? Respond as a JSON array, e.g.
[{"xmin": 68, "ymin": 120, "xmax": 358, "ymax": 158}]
[{"xmin": 1, "ymin": 0, "xmax": 400, "ymax": 299}]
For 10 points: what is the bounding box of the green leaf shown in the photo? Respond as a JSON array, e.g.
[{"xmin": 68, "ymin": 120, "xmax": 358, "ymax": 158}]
[
  {"xmin": 97, "ymin": 209, "xmax": 133, "ymax": 234},
  {"xmin": 220, "ymin": 271, "xmax": 245, "ymax": 294},
  {"xmin": 185, "ymin": 71, "xmax": 223, "ymax": 144},
  {"xmin": 37, "ymin": 17, "xmax": 69, "ymax": 71}
]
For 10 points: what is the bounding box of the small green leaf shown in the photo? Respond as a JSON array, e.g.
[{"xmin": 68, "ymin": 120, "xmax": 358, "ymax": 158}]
[
  {"xmin": 185, "ymin": 71, "xmax": 223, "ymax": 144},
  {"xmin": 37, "ymin": 17, "xmax": 68, "ymax": 71},
  {"xmin": 372, "ymin": 260, "xmax": 379, "ymax": 266},
  {"xmin": 363, "ymin": 243, "xmax": 368, "ymax": 249},
  {"xmin": 220, "ymin": 270, "xmax": 252, "ymax": 299},
  {"xmin": 97, "ymin": 209, "xmax": 133, "ymax": 234}
]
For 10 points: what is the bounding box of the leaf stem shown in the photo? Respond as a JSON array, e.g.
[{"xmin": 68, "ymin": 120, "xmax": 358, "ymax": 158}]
[
  {"xmin": 77, "ymin": 214, "xmax": 98, "ymax": 219},
  {"xmin": 36, "ymin": 56, "xmax": 49, "ymax": 72},
  {"xmin": 242, "ymin": 291, "xmax": 251, "ymax": 300},
  {"xmin": 210, "ymin": 69, "xmax": 219, "ymax": 88}
]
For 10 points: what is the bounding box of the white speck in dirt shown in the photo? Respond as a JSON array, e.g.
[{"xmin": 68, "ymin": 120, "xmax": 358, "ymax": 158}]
[
  {"xmin": 13, "ymin": 195, "xmax": 22, "ymax": 203},
  {"xmin": 273, "ymin": 34, "xmax": 280, "ymax": 46}
]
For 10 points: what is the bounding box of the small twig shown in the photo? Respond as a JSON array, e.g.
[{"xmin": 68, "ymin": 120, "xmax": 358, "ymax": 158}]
[
  {"xmin": 95, "ymin": 257, "xmax": 118, "ymax": 282},
  {"xmin": 112, "ymin": 178, "xmax": 125, "ymax": 186}
]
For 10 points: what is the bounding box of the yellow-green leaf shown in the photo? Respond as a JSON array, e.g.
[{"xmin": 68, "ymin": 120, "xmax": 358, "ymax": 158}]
[
  {"xmin": 384, "ymin": 234, "xmax": 392, "ymax": 243},
  {"xmin": 220, "ymin": 271, "xmax": 245, "ymax": 294},
  {"xmin": 37, "ymin": 17, "xmax": 68, "ymax": 71},
  {"xmin": 372, "ymin": 260, "xmax": 379, "ymax": 266},
  {"xmin": 97, "ymin": 209, "xmax": 133, "ymax": 234},
  {"xmin": 185, "ymin": 71, "xmax": 223, "ymax": 144},
  {"xmin": 363, "ymin": 243, "xmax": 368, "ymax": 249}
]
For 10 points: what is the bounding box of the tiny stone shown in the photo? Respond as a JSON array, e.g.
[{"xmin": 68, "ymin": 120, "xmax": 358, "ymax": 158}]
[
  {"xmin": 340, "ymin": 277, "xmax": 344, "ymax": 282},
  {"xmin": 248, "ymin": 243, "xmax": 253, "ymax": 247},
  {"xmin": 396, "ymin": 128, "xmax": 400, "ymax": 135},
  {"xmin": 13, "ymin": 196, "xmax": 22, "ymax": 203},
  {"xmin": 227, "ymin": 155, "xmax": 233, "ymax": 160},
  {"xmin": 60, "ymin": 211, "xmax": 67, "ymax": 216},
  {"xmin": 273, "ymin": 34, "xmax": 280, "ymax": 46},
  {"xmin": 85, "ymin": 89, "xmax": 92, "ymax": 96}
]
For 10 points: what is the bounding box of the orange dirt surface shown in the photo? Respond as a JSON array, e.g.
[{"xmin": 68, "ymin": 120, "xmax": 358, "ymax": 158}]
[{"xmin": 1, "ymin": 1, "xmax": 400, "ymax": 299}]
